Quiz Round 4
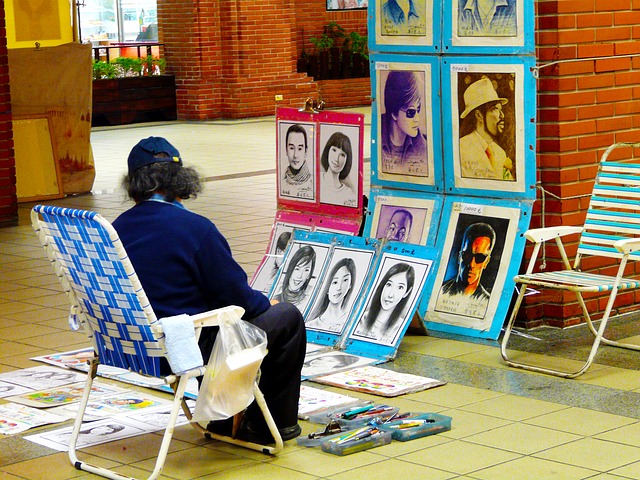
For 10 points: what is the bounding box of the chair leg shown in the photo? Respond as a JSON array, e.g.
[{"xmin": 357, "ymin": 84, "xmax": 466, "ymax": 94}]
[
  {"xmin": 69, "ymin": 360, "xmax": 190, "ymax": 480},
  {"xmin": 196, "ymin": 382, "xmax": 283, "ymax": 455},
  {"xmin": 501, "ymin": 285, "xmax": 592, "ymax": 378},
  {"xmin": 502, "ymin": 284, "xmax": 640, "ymax": 378}
]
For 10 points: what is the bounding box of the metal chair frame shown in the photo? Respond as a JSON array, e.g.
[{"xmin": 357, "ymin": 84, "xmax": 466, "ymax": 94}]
[
  {"xmin": 501, "ymin": 142, "xmax": 640, "ymax": 378},
  {"xmin": 32, "ymin": 205, "xmax": 282, "ymax": 480}
]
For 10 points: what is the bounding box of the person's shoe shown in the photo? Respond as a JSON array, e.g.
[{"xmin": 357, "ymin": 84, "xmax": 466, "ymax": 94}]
[
  {"xmin": 236, "ymin": 417, "xmax": 302, "ymax": 444},
  {"xmin": 205, "ymin": 417, "xmax": 234, "ymax": 436}
]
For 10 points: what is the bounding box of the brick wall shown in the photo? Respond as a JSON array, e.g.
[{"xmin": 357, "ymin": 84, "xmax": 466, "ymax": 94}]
[
  {"xmin": 157, "ymin": 0, "xmax": 370, "ymax": 119},
  {"xmin": 520, "ymin": 0, "xmax": 640, "ymax": 327},
  {"xmin": 0, "ymin": 3, "xmax": 16, "ymax": 227}
]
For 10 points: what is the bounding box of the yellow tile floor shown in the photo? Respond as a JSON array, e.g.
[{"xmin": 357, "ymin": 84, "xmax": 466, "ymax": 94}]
[{"xmin": 1, "ymin": 108, "xmax": 640, "ymax": 479}]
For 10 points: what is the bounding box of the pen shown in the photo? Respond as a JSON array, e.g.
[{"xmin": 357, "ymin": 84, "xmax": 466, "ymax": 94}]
[
  {"xmin": 339, "ymin": 427, "xmax": 379, "ymax": 444},
  {"xmin": 331, "ymin": 426, "xmax": 369, "ymax": 444},
  {"xmin": 341, "ymin": 405, "xmax": 373, "ymax": 419}
]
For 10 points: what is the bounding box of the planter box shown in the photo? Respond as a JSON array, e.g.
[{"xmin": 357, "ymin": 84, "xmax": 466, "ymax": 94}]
[{"xmin": 92, "ymin": 75, "xmax": 177, "ymax": 126}]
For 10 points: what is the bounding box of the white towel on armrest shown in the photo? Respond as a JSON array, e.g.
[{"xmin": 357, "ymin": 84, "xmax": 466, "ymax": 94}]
[{"xmin": 159, "ymin": 314, "xmax": 204, "ymax": 375}]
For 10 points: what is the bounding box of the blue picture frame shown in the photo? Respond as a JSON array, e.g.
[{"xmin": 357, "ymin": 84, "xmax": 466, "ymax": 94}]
[
  {"xmin": 418, "ymin": 195, "xmax": 533, "ymax": 340},
  {"xmin": 442, "ymin": 0, "xmax": 534, "ymax": 54},
  {"xmin": 441, "ymin": 55, "xmax": 536, "ymax": 199},
  {"xmin": 368, "ymin": 0, "xmax": 442, "ymax": 54},
  {"xmin": 343, "ymin": 242, "xmax": 439, "ymax": 360},
  {"xmin": 370, "ymin": 53, "xmax": 443, "ymax": 193},
  {"xmin": 363, "ymin": 187, "xmax": 443, "ymax": 247}
]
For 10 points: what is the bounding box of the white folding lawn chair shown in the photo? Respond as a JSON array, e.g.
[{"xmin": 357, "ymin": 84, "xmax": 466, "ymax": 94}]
[
  {"xmin": 31, "ymin": 205, "xmax": 282, "ymax": 480},
  {"xmin": 501, "ymin": 142, "xmax": 640, "ymax": 378}
]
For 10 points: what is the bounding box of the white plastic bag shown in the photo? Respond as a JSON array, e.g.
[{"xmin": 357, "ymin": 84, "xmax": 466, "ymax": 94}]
[{"xmin": 192, "ymin": 313, "xmax": 267, "ymax": 422}]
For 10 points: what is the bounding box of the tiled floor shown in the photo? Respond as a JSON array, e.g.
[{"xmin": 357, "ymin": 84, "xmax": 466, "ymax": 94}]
[{"xmin": 2, "ymin": 108, "xmax": 640, "ymax": 479}]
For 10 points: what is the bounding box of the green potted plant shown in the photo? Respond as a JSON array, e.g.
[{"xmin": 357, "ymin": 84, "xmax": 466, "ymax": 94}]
[
  {"xmin": 92, "ymin": 55, "xmax": 176, "ymax": 127},
  {"xmin": 343, "ymin": 31, "xmax": 369, "ymax": 78}
]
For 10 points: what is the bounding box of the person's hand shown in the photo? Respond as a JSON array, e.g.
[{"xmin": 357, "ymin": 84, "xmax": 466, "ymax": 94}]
[{"xmin": 270, "ymin": 298, "xmax": 280, "ymax": 305}]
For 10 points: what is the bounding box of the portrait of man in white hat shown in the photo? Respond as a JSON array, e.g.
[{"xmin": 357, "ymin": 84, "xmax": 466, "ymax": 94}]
[{"xmin": 458, "ymin": 75, "xmax": 515, "ymax": 181}]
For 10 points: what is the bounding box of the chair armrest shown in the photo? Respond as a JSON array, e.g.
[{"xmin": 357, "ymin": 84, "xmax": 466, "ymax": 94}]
[
  {"xmin": 151, "ymin": 305, "xmax": 246, "ymax": 336},
  {"xmin": 524, "ymin": 226, "xmax": 583, "ymax": 244},
  {"xmin": 614, "ymin": 238, "xmax": 640, "ymax": 254},
  {"xmin": 190, "ymin": 305, "xmax": 246, "ymax": 328}
]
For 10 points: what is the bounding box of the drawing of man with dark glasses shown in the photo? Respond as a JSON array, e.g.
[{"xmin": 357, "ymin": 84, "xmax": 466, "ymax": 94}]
[
  {"xmin": 435, "ymin": 222, "xmax": 496, "ymax": 318},
  {"xmin": 380, "ymin": 69, "xmax": 428, "ymax": 177}
]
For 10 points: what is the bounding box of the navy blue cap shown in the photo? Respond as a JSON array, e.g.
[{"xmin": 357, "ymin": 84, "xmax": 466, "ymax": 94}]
[{"xmin": 127, "ymin": 137, "xmax": 182, "ymax": 173}]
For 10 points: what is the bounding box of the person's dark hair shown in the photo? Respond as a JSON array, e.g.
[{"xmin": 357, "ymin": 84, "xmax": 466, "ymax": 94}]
[
  {"xmin": 320, "ymin": 132, "xmax": 353, "ymax": 181},
  {"xmin": 280, "ymin": 245, "xmax": 316, "ymax": 299},
  {"xmin": 461, "ymin": 222, "xmax": 496, "ymax": 253},
  {"xmin": 363, "ymin": 262, "xmax": 415, "ymax": 333},
  {"xmin": 309, "ymin": 258, "xmax": 357, "ymax": 321},
  {"xmin": 384, "ymin": 70, "xmax": 421, "ymax": 117},
  {"xmin": 286, "ymin": 124, "xmax": 308, "ymax": 150},
  {"xmin": 276, "ymin": 231, "xmax": 292, "ymax": 252},
  {"xmin": 386, "ymin": 209, "xmax": 413, "ymax": 239},
  {"xmin": 122, "ymin": 160, "xmax": 202, "ymax": 203}
]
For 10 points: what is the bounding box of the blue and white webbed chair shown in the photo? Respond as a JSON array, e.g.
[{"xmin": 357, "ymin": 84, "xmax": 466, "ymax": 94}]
[
  {"xmin": 501, "ymin": 142, "xmax": 640, "ymax": 378},
  {"xmin": 31, "ymin": 205, "xmax": 282, "ymax": 480}
]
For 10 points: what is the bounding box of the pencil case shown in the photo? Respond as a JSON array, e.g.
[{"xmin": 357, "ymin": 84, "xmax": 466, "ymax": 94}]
[
  {"xmin": 320, "ymin": 427, "xmax": 392, "ymax": 456},
  {"xmin": 306, "ymin": 401, "xmax": 372, "ymax": 425},
  {"xmin": 378, "ymin": 413, "xmax": 452, "ymax": 441}
]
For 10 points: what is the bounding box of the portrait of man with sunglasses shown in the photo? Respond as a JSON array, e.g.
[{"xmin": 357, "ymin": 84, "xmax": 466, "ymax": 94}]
[
  {"xmin": 435, "ymin": 221, "xmax": 496, "ymax": 318},
  {"xmin": 379, "ymin": 69, "xmax": 428, "ymax": 177}
]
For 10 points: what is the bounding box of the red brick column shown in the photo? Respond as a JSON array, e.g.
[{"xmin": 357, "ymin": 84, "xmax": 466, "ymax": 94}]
[
  {"xmin": 158, "ymin": 0, "xmax": 319, "ymax": 119},
  {"xmin": 0, "ymin": 2, "xmax": 16, "ymax": 227},
  {"xmin": 520, "ymin": 0, "xmax": 640, "ymax": 327}
]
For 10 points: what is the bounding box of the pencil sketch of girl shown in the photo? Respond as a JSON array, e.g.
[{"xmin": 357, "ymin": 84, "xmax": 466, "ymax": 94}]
[
  {"xmin": 354, "ymin": 262, "xmax": 415, "ymax": 344},
  {"xmin": 273, "ymin": 245, "xmax": 317, "ymax": 311},
  {"xmin": 320, "ymin": 132, "xmax": 357, "ymax": 207},
  {"xmin": 307, "ymin": 258, "xmax": 356, "ymax": 332},
  {"xmin": 302, "ymin": 352, "xmax": 361, "ymax": 377}
]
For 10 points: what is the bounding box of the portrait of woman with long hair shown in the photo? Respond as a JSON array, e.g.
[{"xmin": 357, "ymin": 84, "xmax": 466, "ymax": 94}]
[
  {"xmin": 354, "ymin": 262, "xmax": 415, "ymax": 343},
  {"xmin": 307, "ymin": 258, "xmax": 357, "ymax": 332},
  {"xmin": 273, "ymin": 245, "xmax": 317, "ymax": 309}
]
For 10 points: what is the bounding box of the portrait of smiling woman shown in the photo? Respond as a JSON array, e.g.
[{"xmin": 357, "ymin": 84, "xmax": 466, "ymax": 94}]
[
  {"xmin": 273, "ymin": 245, "xmax": 317, "ymax": 310},
  {"xmin": 319, "ymin": 131, "xmax": 358, "ymax": 207},
  {"xmin": 354, "ymin": 262, "xmax": 415, "ymax": 344},
  {"xmin": 307, "ymin": 257, "xmax": 357, "ymax": 332}
]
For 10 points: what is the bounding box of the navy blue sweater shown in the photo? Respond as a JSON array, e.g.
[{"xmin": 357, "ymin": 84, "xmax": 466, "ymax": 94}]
[{"xmin": 112, "ymin": 201, "xmax": 270, "ymax": 320}]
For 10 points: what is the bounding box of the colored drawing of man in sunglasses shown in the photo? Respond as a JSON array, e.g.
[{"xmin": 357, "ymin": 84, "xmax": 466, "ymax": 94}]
[
  {"xmin": 459, "ymin": 76, "xmax": 514, "ymax": 181},
  {"xmin": 435, "ymin": 222, "xmax": 495, "ymax": 318},
  {"xmin": 380, "ymin": 70, "xmax": 428, "ymax": 177}
]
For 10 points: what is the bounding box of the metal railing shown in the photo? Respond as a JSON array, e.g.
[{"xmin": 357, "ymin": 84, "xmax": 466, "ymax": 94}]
[{"xmin": 92, "ymin": 42, "xmax": 163, "ymax": 62}]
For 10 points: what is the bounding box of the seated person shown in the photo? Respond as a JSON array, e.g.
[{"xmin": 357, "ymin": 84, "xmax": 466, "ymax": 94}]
[{"xmin": 112, "ymin": 137, "xmax": 306, "ymax": 444}]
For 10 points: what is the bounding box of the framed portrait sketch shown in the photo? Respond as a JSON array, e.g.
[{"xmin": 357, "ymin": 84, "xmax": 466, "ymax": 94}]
[
  {"xmin": 302, "ymin": 350, "xmax": 375, "ymax": 379},
  {"xmin": 348, "ymin": 244, "xmax": 436, "ymax": 353},
  {"xmin": 277, "ymin": 119, "xmax": 316, "ymax": 204},
  {"xmin": 371, "ymin": 55, "xmax": 442, "ymax": 192},
  {"xmin": 443, "ymin": 0, "xmax": 534, "ymax": 54},
  {"xmin": 442, "ymin": 56, "xmax": 536, "ymax": 199},
  {"xmin": 327, "ymin": 0, "xmax": 368, "ymax": 10},
  {"xmin": 420, "ymin": 197, "xmax": 533, "ymax": 340},
  {"xmin": 269, "ymin": 237, "xmax": 332, "ymax": 317},
  {"xmin": 365, "ymin": 188, "xmax": 443, "ymax": 246},
  {"xmin": 306, "ymin": 243, "xmax": 377, "ymax": 341},
  {"xmin": 250, "ymin": 221, "xmax": 310, "ymax": 296},
  {"xmin": 318, "ymin": 123, "xmax": 361, "ymax": 209},
  {"xmin": 369, "ymin": 0, "xmax": 440, "ymax": 53}
]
